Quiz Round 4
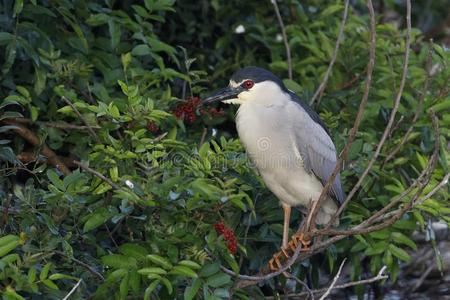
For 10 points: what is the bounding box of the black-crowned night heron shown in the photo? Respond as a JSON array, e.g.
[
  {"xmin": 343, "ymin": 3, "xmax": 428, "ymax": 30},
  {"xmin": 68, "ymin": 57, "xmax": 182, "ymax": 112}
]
[{"xmin": 204, "ymin": 67, "xmax": 344, "ymax": 266}]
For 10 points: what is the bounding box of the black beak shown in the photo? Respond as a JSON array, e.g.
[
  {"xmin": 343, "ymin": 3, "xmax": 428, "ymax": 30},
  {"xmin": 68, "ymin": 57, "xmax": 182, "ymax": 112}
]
[{"xmin": 202, "ymin": 86, "xmax": 243, "ymax": 105}]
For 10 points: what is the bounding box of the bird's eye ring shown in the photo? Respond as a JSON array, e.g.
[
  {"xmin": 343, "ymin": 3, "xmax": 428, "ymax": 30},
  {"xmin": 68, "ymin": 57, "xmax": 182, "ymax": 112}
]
[{"xmin": 242, "ymin": 80, "xmax": 254, "ymax": 89}]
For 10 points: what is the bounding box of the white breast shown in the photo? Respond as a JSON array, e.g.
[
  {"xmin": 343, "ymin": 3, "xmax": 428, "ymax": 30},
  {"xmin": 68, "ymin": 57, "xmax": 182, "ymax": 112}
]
[{"xmin": 235, "ymin": 100, "xmax": 327, "ymax": 209}]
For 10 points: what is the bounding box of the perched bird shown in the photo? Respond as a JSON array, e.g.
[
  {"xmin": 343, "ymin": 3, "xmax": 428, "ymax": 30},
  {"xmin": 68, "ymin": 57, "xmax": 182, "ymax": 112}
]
[{"xmin": 203, "ymin": 67, "xmax": 345, "ymax": 263}]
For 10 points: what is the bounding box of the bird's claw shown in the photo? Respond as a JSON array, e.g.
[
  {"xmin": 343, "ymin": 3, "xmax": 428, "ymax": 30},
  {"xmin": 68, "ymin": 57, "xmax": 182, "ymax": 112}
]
[{"xmin": 268, "ymin": 232, "xmax": 312, "ymax": 272}]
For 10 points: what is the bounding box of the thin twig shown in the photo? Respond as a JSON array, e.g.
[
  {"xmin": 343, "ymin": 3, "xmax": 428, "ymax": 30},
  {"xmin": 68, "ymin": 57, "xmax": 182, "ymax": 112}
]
[
  {"xmin": 325, "ymin": 0, "xmax": 412, "ymax": 229},
  {"xmin": 322, "ymin": 110, "xmax": 439, "ymax": 236},
  {"xmin": 54, "ymin": 251, "xmax": 104, "ymax": 281},
  {"xmin": 73, "ymin": 160, "xmax": 121, "ymax": 190},
  {"xmin": 383, "ymin": 41, "xmax": 434, "ymax": 164},
  {"xmin": 61, "ymin": 96, "xmax": 101, "ymax": 144},
  {"xmin": 414, "ymin": 172, "xmax": 449, "ymax": 206},
  {"xmin": 319, "ymin": 259, "xmax": 346, "ymax": 300},
  {"xmin": 411, "ymin": 263, "xmax": 434, "ymax": 292},
  {"xmin": 285, "ymin": 272, "xmax": 314, "ymax": 300},
  {"xmin": 310, "ymin": 0, "xmax": 350, "ymax": 106},
  {"xmin": 198, "ymin": 127, "xmax": 208, "ymax": 148},
  {"xmin": 305, "ymin": 0, "xmax": 377, "ymax": 233},
  {"xmin": 62, "ymin": 279, "xmax": 82, "ymax": 300},
  {"xmin": 265, "ymin": 265, "xmax": 388, "ymax": 299},
  {"xmin": 271, "ymin": 0, "xmax": 292, "ymax": 80},
  {"xmin": 9, "ymin": 117, "xmax": 101, "ymax": 130}
]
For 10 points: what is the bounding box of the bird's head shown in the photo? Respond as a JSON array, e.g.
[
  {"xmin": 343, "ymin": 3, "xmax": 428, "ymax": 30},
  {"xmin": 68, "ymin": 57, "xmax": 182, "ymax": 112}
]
[{"xmin": 203, "ymin": 66, "xmax": 287, "ymax": 105}]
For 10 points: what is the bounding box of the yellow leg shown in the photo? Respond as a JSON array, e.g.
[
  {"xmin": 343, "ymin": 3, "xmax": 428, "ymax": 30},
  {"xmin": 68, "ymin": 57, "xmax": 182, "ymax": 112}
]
[{"xmin": 282, "ymin": 203, "xmax": 291, "ymax": 249}]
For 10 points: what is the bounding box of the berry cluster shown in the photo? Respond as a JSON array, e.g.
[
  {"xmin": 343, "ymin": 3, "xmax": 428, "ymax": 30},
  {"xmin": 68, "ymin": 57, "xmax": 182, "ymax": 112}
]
[
  {"xmin": 172, "ymin": 96, "xmax": 225, "ymax": 125},
  {"xmin": 172, "ymin": 96, "xmax": 201, "ymax": 124},
  {"xmin": 214, "ymin": 221, "xmax": 237, "ymax": 254},
  {"xmin": 146, "ymin": 121, "xmax": 159, "ymax": 133}
]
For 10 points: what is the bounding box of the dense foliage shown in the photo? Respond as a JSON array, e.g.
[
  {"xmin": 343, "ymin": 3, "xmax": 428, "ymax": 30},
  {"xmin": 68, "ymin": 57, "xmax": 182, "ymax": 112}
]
[{"xmin": 0, "ymin": 0, "xmax": 449, "ymax": 299}]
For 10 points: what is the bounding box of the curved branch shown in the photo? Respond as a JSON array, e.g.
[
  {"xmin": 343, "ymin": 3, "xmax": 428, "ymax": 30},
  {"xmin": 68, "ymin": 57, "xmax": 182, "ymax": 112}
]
[
  {"xmin": 305, "ymin": 0, "xmax": 377, "ymax": 232},
  {"xmin": 271, "ymin": 0, "xmax": 292, "ymax": 80},
  {"xmin": 328, "ymin": 0, "xmax": 412, "ymax": 227},
  {"xmin": 309, "ymin": 0, "xmax": 350, "ymax": 106}
]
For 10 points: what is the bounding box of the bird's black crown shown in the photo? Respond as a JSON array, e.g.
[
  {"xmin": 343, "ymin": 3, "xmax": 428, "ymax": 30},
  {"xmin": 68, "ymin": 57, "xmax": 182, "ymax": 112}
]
[{"xmin": 231, "ymin": 66, "xmax": 287, "ymax": 91}]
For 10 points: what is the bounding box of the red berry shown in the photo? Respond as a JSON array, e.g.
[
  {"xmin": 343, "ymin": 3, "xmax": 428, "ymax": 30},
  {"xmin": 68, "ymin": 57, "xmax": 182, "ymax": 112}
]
[{"xmin": 146, "ymin": 121, "xmax": 159, "ymax": 133}]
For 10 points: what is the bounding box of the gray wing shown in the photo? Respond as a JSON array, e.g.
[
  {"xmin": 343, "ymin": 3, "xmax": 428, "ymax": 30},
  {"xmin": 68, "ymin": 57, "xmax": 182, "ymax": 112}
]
[{"xmin": 291, "ymin": 102, "xmax": 345, "ymax": 204}]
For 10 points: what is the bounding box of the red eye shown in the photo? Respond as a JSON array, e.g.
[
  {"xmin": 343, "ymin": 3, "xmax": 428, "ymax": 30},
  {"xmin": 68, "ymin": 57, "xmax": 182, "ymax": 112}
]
[{"xmin": 242, "ymin": 80, "xmax": 254, "ymax": 89}]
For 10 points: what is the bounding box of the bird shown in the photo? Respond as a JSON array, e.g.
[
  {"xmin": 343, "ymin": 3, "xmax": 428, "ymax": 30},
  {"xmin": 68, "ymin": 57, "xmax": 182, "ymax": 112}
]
[{"xmin": 203, "ymin": 66, "xmax": 345, "ymax": 269}]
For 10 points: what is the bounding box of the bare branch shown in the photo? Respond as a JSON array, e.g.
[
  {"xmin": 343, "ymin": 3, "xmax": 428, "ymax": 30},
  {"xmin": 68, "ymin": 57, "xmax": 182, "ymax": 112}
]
[
  {"xmin": 264, "ymin": 265, "xmax": 388, "ymax": 299},
  {"xmin": 2, "ymin": 120, "xmax": 71, "ymax": 175},
  {"xmin": 325, "ymin": 0, "xmax": 412, "ymax": 229},
  {"xmin": 9, "ymin": 117, "xmax": 101, "ymax": 130},
  {"xmin": 61, "ymin": 96, "xmax": 101, "ymax": 144},
  {"xmin": 73, "ymin": 160, "xmax": 121, "ymax": 190},
  {"xmin": 319, "ymin": 259, "xmax": 346, "ymax": 300},
  {"xmin": 284, "ymin": 272, "xmax": 314, "ymax": 300},
  {"xmin": 309, "ymin": 0, "xmax": 350, "ymax": 106},
  {"xmin": 271, "ymin": 0, "xmax": 292, "ymax": 80},
  {"xmin": 322, "ymin": 110, "xmax": 440, "ymax": 237},
  {"xmin": 54, "ymin": 251, "xmax": 104, "ymax": 281},
  {"xmin": 414, "ymin": 172, "xmax": 449, "ymax": 206},
  {"xmin": 62, "ymin": 279, "xmax": 82, "ymax": 300},
  {"xmin": 305, "ymin": 0, "xmax": 377, "ymax": 233}
]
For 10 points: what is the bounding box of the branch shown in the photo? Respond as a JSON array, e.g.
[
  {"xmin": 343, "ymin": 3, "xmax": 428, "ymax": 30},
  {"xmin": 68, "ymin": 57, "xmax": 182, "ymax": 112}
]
[
  {"xmin": 222, "ymin": 241, "xmax": 304, "ymax": 283},
  {"xmin": 271, "ymin": 0, "xmax": 292, "ymax": 80},
  {"xmin": 61, "ymin": 96, "xmax": 101, "ymax": 144},
  {"xmin": 414, "ymin": 172, "xmax": 449, "ymax": 206},
  {"xmin": 383, "ymin": 41, "xmax": 434, "ymax": 165},
  {"xmin": 321, "ymin": 110, "xmax": 440, "ymax": 237},
  {"xmin": 17, "ymin": 152, "xmax": 79, "ymax": 168},
  {"xmin": 62, "ymin": 279, "xmax": 82, "ymax": 300},
  {"xmin": 265, "ymin": 265, "xmax": 388, "ymax": 299},
  {"xmin": 305, "ymin": 0, "xmax": 377, "ymax": 233},
  {"xmin": 325, "ymin": 0, "xmax": 412, "ymax": 229},
  {"xmin": 319, "ymin": 259, "xmax": 346, "ymax": 300},
  {"xmin": 9, "ymin": 117, "xmax": 101, "ymax": 131},
  {"xmin": 73, "ymin": 160, "xmax": 121, "ymax": 190},
  {"xmin": 54, "ymin": 251, "xmax": 104, "ymax": 281},
  {"xmin": 2, "ymin": 120, "xmax": 71, "ymax": 175},
  {"xmin": 309, "ymin": 0, "xmax": 350, "ymax": 106}
]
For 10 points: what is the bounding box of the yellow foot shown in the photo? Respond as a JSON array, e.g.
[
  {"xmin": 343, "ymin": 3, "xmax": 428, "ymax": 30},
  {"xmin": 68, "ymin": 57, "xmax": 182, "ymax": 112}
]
[
  {"xmin": 291, "ymin": 232, "xmax": 311, "ymax": 251},
  {"xmin": 268, "ymin": 233, "xmax": 312, "ymax": 271}
]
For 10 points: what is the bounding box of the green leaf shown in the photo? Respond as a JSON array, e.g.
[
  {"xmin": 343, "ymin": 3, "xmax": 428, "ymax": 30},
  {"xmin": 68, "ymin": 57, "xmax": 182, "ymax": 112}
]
[
  {"xmin": 40, "ymin": 263, "xmax": 51, "ymax": 281},
  {"xmin": 0, "ymin": 240, "xmax": 19, "ymax": 257},
  {"xmin": 184, "ymin": 278, "xmax": 201, "ymax": 300},
  {"xmin": 48, "ymin": 273, "xmax": 78, "ymax": 280},
  {"xmin": 391, "ymin": 232, "xmax": 417, "ymax": 250},
  {"xmin": 199, "ymin": 262, "xmax": 220, "ymax": 277},
  {"xmin": 147, "ymin": 254, "xmax": 173, "ymax": 269},
  {"xmin": 160, "ymin": 277, "xmax": 173, "ymax": 294},
  {"xmin": 169, "ymin": 265, "xmax": 198, "ymax": 278},
  {"xmin": 13, "ymin": 0, "xmax": 24, "ymax": 16},
  {"xmin": 42, "ymin": 279, "xmax": 59, "ymax": 290},
  {"xmin": 205, "ymin": 272, "xmax": 231, "ymax": 288},
  {"xmin": 83, "ymin": 207, "xmax": 117, "ymax": 232},
  {"xmin": 119, "ymin": 243, "xmax": 148, "ymax": 260},
  {"xmin": 28, "ymin": 267, "xmax": 37, "ymax": 283},
  {"xmin": 132, "ymin": 44, "xmax": 152, "ymax": 56},
  {"xmin": 138, "ymin": 267, "xmax": 167, "ymax": 275},
  {"xmin": 178, "ymin": 260, "xmax": 201, "ymax": 270},
  {"xmin": 101, "ymin": 254, "xmax": 137, "ymax": 269},
  {"xmin": 388, "ymin": 244, "xmax": 411, "ymax": 262},
  {"xmin": 119, "ymin": 273, "xmax": 129, "ymax": 299},
  {"xmin": 47, "ymin": 169, "xmax": 64, "ymax": 190},
  {"xmin": 144, "ymin": 280, "xmax": 160, "ymax": 300},
  {"xmin": 0, "ymin": 235, "xmax": 19, "ymax": 246}
]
